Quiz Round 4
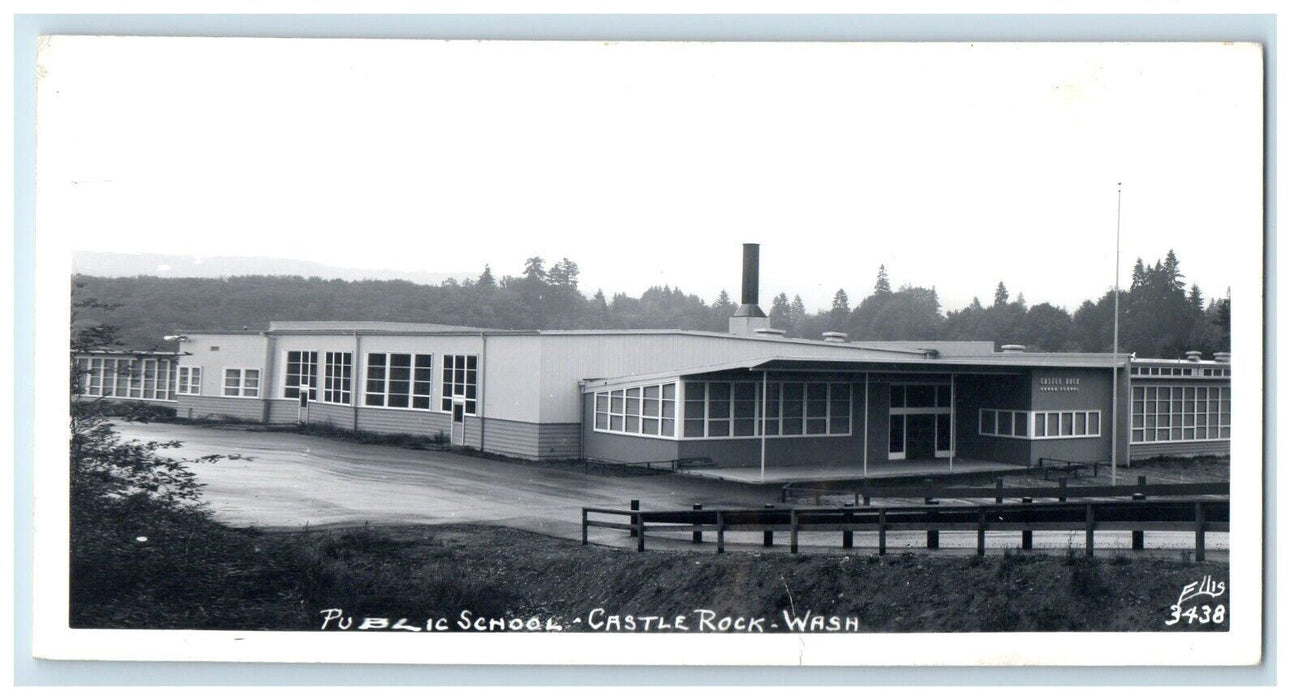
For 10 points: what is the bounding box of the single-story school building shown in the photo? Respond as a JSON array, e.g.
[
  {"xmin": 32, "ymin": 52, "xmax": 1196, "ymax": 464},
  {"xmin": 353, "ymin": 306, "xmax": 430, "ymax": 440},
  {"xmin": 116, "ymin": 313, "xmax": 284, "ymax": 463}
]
[{"xmin": 73, "ymin": 245, "xmax": 1230, "ymax": 479}]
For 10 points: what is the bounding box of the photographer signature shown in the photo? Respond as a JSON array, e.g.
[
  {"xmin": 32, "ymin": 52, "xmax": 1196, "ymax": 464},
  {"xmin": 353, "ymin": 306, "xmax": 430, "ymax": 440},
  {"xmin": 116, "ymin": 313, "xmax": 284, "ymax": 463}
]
[{"xmin": 1165, "ymin": 575, "xmax": 1227, "ymax": 626}]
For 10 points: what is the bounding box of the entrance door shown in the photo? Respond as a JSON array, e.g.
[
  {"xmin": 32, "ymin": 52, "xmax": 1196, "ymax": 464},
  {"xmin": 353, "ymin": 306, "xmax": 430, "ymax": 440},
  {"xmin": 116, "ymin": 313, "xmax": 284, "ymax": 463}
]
[
  {"xmin": 451, "ymin": 402, "xmax": 465, "ymax": 445},
  {"xmin": 905, "ymin": 414, "xmax": 936, "ymax": 459}
]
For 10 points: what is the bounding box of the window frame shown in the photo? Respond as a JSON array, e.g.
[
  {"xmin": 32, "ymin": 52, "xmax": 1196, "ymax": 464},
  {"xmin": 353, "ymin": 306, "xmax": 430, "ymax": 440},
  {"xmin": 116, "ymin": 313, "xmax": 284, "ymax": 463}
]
[
  {"xmin": 978, "ymin": 409, "xmax": 1101, "ymax": 440},
  {"xmin": 439, "ymin": 354, "xmax": 479, "ymax": 415},
  {"xmin": 592, "ymin": 381, "xmax": 679, "ymax": 440},
  {"xmin": 222, "ymin": 367, "xmax": 262, "ymax": 398},
  {"xmin": 283, "ymin": 350, "xmax": 319, "ymax": 400},
  {"xmin": 176, "ymin": 366, "xmax": 203, "ymax": 396},
  {"xmin": 678, "ymin": 379, "xmax": 852, "ymax": 441},
  {"xmin": 1130, "ymin": 383, "xmax": 1231, "ymax": 444},
  {"xmin": 364, "ymin": 352, "xmax": 434, "ymax": 410},
  {"xmin": 322, "ymin": 351, "xmax": 354, "ymax": 405}
]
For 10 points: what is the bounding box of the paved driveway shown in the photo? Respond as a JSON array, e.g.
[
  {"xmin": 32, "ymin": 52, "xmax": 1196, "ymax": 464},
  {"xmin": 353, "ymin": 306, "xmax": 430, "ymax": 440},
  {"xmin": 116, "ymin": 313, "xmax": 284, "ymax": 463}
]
[
  {"xmin": 114, "ymin": 422, "xmax": 1226, "ymax": 556},
  {"xmin": 114, "ymin": 422, "xmax": 783, "ymax": 540}
]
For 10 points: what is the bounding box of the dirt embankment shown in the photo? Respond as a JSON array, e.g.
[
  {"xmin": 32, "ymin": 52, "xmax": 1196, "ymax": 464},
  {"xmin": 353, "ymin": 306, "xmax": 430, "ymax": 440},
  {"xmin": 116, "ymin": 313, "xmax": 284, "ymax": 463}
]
[{"xmin": 76, "ymin": 522, "xmax": 1228, "ymax": 634}]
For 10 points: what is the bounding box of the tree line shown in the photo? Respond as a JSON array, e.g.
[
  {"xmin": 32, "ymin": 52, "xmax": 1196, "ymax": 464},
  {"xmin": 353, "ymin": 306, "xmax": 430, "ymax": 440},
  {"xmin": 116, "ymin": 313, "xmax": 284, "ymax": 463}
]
[{"xmin": 73, "ymin": 249, "xmax": 1228, "ymax": 359}]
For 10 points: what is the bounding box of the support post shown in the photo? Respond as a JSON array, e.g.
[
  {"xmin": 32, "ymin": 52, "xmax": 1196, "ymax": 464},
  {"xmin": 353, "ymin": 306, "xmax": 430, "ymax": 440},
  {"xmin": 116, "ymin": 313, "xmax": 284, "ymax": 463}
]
[
  {"xmin": 878, "ymin": 508, "xmax": 887, "ymax": 556},
  {"xmin": 842, "ymin": 505, "xmax": 853, "ymax": 549},
  {"xmin": 1021, "ymin": 497, "xmax": 1033, "ymax": 550},
  {"xmin": 1195, "ymin": 502, "xmax": 1206, "ymax": 562},
  {"xmin": 976, "ymin": 507, "xmax": 986, "ymax": 557},
  {"xmin": 716, "ymin": 511, "xmax": 725, "ymax": 554},
  {"xmin": 925, "ymin": 497, "xmax": 939, "ymax": 549},
  {"xmin": 995, "ymin": 477, "xmax": 1004, "ymax": 504},
  {"xmin": 949, "ymin": 373, "xmax": 955, "ymax": 472},
  {"xmin": 581, "ymin": 508, "xmax": 588, "ymax": 545},
  {"xmin": 789, "ymin": 510, "xmax": 799, "ymax": 554},
  {"xmin": 693, "ymin": 503, "xmax": 703, "ymax": 544},
  {"xmin": 863, "ymin": 373, "xmax": 870, "ymax": 478},
  {"xmin": 1085, "ymin": 503, "xmax": 1095, "ymax": 557},
  {"xmin": 1132, "ymin": 476, "xmax": 1146, "ymax": 550},
  {"xmin": 629, "ymin": 499, "xmax": 639, "ymax": 538},
  {"xmin": 763, "ymin": 504, "xmax": 774, "ymax": 547},
  {"xmin": 1058, "ymin": 478, "xmax": 1068, "ymax": 503},
  {"xmin": 760, "ymin": 371, "xmax": 768, "ymax": 483}
]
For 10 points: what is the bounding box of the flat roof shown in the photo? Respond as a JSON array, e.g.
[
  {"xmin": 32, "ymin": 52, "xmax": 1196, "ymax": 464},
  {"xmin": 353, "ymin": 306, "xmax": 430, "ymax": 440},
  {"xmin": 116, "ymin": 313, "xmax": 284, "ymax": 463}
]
[
  {"xmin": 581, "ymin": 353, "xmax": 1127, "ymax": 390},
  {"xmin": 179, "ymin": 322, "xmax": 947, "ymax": 355}
]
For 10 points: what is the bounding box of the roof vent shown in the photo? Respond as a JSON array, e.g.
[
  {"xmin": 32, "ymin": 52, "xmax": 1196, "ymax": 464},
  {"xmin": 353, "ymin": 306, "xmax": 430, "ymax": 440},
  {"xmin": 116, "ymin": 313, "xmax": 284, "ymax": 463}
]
[
  {"xmin": 754, "ymin": 328, "xmax": 787, "ymax": 337},
  {"xmin": 1001, "ymin": 344, "xmax": 1026, "ymax": 353},
  {"xmin": 822, "ymin": 331, "xmax": 849, "ymax": 343},
  {"xmin": 1213, "ymin": 352, "xmax": 1231, "ymax": 363},
  {"xmin": 1185, "ymin": 350, "xmax": 1202, "ymax": 362}
]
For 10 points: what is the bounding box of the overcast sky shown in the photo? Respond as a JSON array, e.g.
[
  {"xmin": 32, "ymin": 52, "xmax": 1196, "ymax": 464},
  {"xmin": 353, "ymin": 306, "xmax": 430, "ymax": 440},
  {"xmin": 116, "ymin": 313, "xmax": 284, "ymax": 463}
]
[{"xmin": 37, "ymin": 38, "xmax": 1259, "ymax": 312}]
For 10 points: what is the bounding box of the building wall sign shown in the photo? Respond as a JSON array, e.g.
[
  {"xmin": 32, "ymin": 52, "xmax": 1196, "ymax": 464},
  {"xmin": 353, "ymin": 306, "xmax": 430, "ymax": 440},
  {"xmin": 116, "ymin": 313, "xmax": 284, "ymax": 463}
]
[{"xmin": 1038, "ymin": 376, "xmax": 1081, "ymax": 392}]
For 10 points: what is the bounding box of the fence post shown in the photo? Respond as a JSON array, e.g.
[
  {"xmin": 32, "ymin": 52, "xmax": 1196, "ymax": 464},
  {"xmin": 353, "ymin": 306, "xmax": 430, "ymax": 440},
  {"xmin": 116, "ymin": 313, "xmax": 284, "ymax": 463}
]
[
  {"xmin": 861, "ymin": 494, "xmax": 871, "ymax": 507},
  {"xmin": 1058, "ymin": 478, "xmax": 1068, "ymax": 503},
  {"xmin": 629, "ymin": 499, "xmax": 639, "ymax": 539},
  {"xmin": 1085, "ymin": 503, "xmax": 1095, "ymax": 557},
  {"xmin": 995, "ymin": 477, "xmax": 1004, "ymax": 504},
  {"xmin": 1021, "ymin": 497, "xmax": 1033, "ymax": 550},
  {"xmin": 790, "ymin": 510, "xmax": 799, "ymax": 554},
  {"xmin": 637, "ymin": 513, "xmax": 646, "ymax": 553},
  {"xmin": 581, "ymin": 508, "xmax": 588, "ymax": 545},
  {"xmin": 878, "ymin": 508, "xmax": 887, "ymax": 556},
  {"xmin": 1195, "ymin": 502, "xmax": 1206, "ymax": 562},
  {"xmin": 842, "ymin": 505, "xmax": 854, "ymax": 549},
  {"xmin": 976, "ymin": 506, "xmax": 986, "ymax": 557},
  {"xmin": 763, "ymin": 504, "xmax": 774, "ymax": 547},
  {"xmin": 1132, "ymin": 476, "xmax": 1146, "ymax": 550},
  {"xmin": 1039, "ymin": 457, "xmax": 1046, "ymax": 480},
  {"xmin": 925, "ymin": 497, "xmax": 939, "ymax": 549},
  {"xmin": 716, "ymin": 511, "xmax": 725, "ymax": 554},
  {"xmin": 693, "ymin": 503, "xmax": 703, "ymax": 544}
]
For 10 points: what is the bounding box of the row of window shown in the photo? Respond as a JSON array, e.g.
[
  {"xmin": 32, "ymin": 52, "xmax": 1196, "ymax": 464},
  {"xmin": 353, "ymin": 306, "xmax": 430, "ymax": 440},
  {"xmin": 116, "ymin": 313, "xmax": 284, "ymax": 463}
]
[
  {"xmin": 979, "ymin": 409, "xmax": 1103, "ymax": 439},
  {"xmin": 1133, "ymin": 366, "xmax": 1230, "ymax": 377},
  {"xmin": 889, "ymin": 383, "xmax": 952, "ymax": 410},
  {"xmin": 75, "ymin": 358, "xmax": 176, "ymax": 401},
  {"xmin": 594, "ymin": 383, "xmax": 678, "ymax": 438},
  {"xmin": 1131, "ymin": 385, "xmax": 1231, "ymax": 443},
  {"xmin": 593, "ymin": 381, "xmax": 852, "ymax": 440},
  {"xmin": 88, "ymin": 351, "xmax": 477, "ymax": 412},
  {"xmin": 289, "ymin": 351, "xmax": 478, "ymax": 414}
]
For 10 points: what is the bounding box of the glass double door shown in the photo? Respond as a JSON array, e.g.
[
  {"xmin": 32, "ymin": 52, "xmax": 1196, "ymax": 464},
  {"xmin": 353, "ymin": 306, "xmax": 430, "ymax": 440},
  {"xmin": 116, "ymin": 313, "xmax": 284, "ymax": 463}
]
[
  {"xmin": 887, "ymin": 382, "xmax": 953, "ymax": 461},
  {"xmin": 889, "ymin": 413, "xmax": 952, "ymax": 460}
]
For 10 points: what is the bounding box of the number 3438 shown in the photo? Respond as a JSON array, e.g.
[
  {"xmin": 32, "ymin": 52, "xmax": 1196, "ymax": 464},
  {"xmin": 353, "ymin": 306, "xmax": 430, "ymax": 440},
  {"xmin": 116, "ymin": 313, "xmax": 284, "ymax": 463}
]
[{"xmin": 1165, "ymin": 603, "xmax": 1227, "ymax": 626}]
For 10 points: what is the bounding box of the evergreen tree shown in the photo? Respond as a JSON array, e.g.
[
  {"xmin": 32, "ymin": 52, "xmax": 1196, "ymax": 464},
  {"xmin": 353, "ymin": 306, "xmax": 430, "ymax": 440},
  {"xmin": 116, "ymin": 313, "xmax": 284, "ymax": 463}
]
[
  {"xmin": 789, "ymin": 295, "xmax": 808, "ymax": 337},
  {"xmin": 523, "ymin": 257, "xmax": 546, "ymax": 281},
  {"xmin": 993, "ymin": 282, "xmax": 1009, "ymax": 307},
  {"xmin": 873, "ymin": 265, "xmax": 892, "ymax": 296},
  {"xmin": 476, "ymin": 265, "xmax": 495, "ymax": 288},
  {"xmin": 769, "ymin": 293, "xmax": 792, "ymax": 329}
]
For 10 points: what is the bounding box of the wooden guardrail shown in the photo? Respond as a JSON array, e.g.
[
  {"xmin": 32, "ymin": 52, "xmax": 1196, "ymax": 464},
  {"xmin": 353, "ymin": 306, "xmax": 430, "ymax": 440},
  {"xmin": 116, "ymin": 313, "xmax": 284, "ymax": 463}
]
[
  {"xmin": 581, "ymin": 496, "xmax": 1228, "ymax": 561},
  {"xmin": 781, "ymin": 477, "xmax": 1229, "ymax": 505}
]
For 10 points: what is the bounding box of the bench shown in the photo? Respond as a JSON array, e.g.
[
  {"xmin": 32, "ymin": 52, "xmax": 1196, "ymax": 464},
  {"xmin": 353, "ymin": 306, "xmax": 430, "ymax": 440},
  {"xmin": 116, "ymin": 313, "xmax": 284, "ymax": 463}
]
[
  {"xmin": 673, "ymin": 457, "xmax": 717, "ymax": 471},
  {"xmin": 1038, "ymin": 458, "xmax": 1100, "ymax": 480}
]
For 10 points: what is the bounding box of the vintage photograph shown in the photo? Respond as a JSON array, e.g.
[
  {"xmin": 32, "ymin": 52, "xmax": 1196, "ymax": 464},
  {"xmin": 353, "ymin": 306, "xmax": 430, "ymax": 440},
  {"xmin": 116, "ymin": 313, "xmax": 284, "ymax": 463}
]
[{"xmin": 32, "ymin": 37, "xmax": 1262, "ymax": 666}]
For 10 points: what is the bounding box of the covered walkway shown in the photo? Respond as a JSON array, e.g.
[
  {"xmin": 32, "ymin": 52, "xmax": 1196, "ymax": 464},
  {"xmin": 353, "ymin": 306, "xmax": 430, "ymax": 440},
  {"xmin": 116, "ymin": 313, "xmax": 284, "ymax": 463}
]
[{"xmin": 684, "ymin": 457, "xmax": 1030, "ymax": 484}]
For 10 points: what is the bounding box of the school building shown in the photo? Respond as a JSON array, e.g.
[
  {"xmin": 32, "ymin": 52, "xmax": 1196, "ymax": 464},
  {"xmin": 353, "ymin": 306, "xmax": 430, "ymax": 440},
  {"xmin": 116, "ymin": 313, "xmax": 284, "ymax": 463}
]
[{"xmin": 73, "ymin": 245, "xmax": 1230, "ymax": 479}]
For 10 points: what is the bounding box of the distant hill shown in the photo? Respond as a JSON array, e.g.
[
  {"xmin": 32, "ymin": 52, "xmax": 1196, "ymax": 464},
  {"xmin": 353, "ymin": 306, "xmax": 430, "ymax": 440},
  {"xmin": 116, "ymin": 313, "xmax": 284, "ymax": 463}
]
[{"xmin": 72, "ymin": 251, "xmax": 469, "ymax": 286}]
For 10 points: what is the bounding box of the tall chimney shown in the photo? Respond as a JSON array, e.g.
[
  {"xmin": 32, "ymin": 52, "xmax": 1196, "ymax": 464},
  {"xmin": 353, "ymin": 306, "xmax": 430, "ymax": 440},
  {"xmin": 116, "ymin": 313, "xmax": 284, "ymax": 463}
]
[
  {"xmin": 729, "ymin": 243, "xmax": 772, "ymax": 336},
  {"xmin": 741, "ymin": 243, "xmax": 760, "ymax": 306}
]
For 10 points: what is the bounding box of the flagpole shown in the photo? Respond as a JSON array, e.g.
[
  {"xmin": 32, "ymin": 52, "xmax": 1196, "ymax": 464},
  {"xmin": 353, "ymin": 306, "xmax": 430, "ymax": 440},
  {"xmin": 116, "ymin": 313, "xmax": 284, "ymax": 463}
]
[{"xmin": 1111, "ymin": 182, "xmax": 1122, "ymax": 485}]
